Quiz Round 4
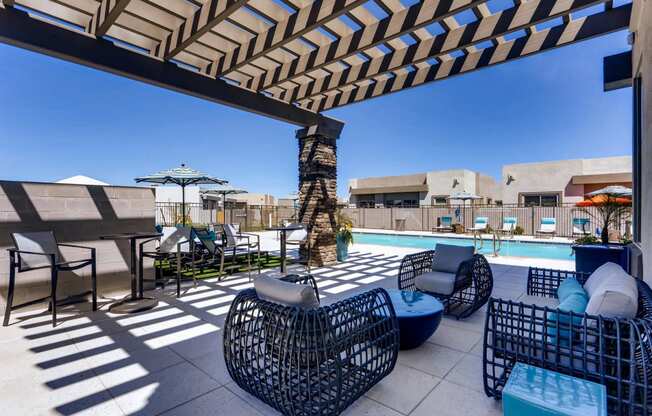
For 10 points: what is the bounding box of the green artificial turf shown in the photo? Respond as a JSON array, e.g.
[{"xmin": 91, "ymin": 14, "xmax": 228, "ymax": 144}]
[{"xmin": 154, "ymin": 254, "xmax": 283, "ymax": 280}]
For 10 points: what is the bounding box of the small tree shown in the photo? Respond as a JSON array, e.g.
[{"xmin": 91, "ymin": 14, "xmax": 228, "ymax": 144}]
[
  {"xmin": 574, "ymin": 193, "xmax": 631, "ymax": 245},
  {"xmin": 335, "ymin": 210, "xmax": 354, "ymax": 245}
]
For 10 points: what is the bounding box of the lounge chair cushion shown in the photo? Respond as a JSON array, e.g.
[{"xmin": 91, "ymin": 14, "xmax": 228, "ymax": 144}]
[
  {"xmin": 432, "ymin": 244, "xmax": 474, "ymax": 273},
  {"xmin": 557, "ymin": 278, "xmax": 587, "ymax": 303},
  {"xmin": 415, "ymin": 270, "xmax": 457, "ymax": 295},
  {"xmin": 583, "ymin": 262, "xmax": 625, "ymax": 297},
  {"xmin": 585, "ymin": 269, "xmax": 638, "ymax": 318},
  {"xmin": 254, "ymin": 277, "xmax": 319, "ymax": 309}
]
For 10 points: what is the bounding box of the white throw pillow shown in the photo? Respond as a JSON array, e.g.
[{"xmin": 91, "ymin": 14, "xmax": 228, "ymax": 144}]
[
  {"xmin": 583, "ymin": 262, "xmax": 626, "ymax": 297},
  {"xmin": 585, "ymin": 268, "xmax": 638, "ymax": 318}
]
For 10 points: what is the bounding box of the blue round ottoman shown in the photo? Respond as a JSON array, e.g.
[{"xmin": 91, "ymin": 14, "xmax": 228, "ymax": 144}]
[{"xmin": 386, "ymin": 289, "xmax": 443, "ymax": 350}]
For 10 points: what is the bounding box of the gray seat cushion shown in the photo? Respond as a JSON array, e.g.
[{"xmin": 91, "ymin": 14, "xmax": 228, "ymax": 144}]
[
  {"xmin": 415, "ymin": 271, "xmax": 457, "ymax": 295},
  {"xmin": 254, "ymin": 277, "xmax": 319, "ymax": 309},
  {"xmin": 432, "ymin": 244, "xmax": 474, "ymax": 273}
]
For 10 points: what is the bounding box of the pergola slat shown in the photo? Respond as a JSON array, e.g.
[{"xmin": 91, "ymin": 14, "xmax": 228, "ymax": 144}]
[
  {"xmin": 214, "ymin": 0, "xmax": 369, "ymax": 76},
  {"xmin": 307, "ymin": 3, "xmax": 631, "ymax": 112},
  {"xmin": 0, "ymin": 6, "xmax": 340, "ymax": 128},
  {"xmin": 289, "ymin": 0, "xmax": 609, "ymax": 102},
  {"xmin": 154, "ymin": 0, "xmax": 249, "ymax": 60},
  {"xmin": 87, "ymin": 0, "xmax": 132, "ymax": 36},
  {"xmin": 244, "ymin": 0, "xmax": 488, "ymax": 92}
]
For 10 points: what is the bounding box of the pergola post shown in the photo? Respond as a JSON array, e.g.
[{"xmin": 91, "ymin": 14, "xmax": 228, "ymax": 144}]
[{"xmin": 296, "ymin": 120, "xmax": 344, "ymax": 266}]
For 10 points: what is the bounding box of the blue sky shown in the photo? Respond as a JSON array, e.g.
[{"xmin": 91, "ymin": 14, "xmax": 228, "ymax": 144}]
[{"xmin": 0, "ymin": 29, "xmax": 632, "ymax": 199}]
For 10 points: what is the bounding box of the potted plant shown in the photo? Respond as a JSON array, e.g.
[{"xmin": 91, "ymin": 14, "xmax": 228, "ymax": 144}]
[
  {"xmin": 336, "ymin": 210, "xmax": 354, "ymax": 261},
  {"xmin": 572, "ymin": 188, "xmax": 632, "ymax": 274}
]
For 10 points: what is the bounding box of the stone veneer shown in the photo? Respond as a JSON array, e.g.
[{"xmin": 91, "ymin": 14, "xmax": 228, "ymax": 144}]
[{"xmin": 296, "ymin": 123, "xmax": 342, "ymax": 266}]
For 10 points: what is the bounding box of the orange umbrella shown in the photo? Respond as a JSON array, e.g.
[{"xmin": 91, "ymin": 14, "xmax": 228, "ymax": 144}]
[{"xmin": 576, "ymin": 195, "xmax": 632, "ymax": 207}]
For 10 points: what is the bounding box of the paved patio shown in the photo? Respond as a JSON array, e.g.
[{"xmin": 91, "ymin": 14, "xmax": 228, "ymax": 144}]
[{"xmin": 0, "ymin": 239, "xmax": 536, "ymax": 416}]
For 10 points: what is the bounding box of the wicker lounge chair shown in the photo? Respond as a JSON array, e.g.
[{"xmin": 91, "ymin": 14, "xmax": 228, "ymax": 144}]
[
  {"xmin": 397, "ymin": 244, "xmax": 493, "ymax": 319},
  {"xmin": 572, "ymin": 217, "xmax": 591, "ymax": 236},
  {"xmin": 499, "ymin": 217, "xmax": 517, "ymax": 237},
  {"xmin": 5, "ymin": 231, "xmax": 97, "ymax": 327},
  {"xmin": 224, "ymin": 275, "xmax": 400, "ymax": 416},
  {"xmin": 468, "ymin": 217, "xmax": 489, "ymax": 232},
  {"xmin": 483, "ymin": 266, "xmax": 652, "ymax": 415}
]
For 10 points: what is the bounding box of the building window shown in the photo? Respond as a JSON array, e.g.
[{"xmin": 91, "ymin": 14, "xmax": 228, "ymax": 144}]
[
  {"xmin": 521, "ymin": 193, "xmax": 560, "ymax": 207},
  {"xmin": 384, "ymin": 192, "xmax": 419, "ymax": 208},
  {"xmin": 356, "ymin": 195, "xmax": 375, "ymax": 208},
  {"xmin": 432, "ymin": 196, "xmax": 447, "ymax": 206}
]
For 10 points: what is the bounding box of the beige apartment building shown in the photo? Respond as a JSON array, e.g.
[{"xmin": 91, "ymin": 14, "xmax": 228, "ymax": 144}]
[
  {"xmin": 502, "ymin": 156, "xmax": 632, "ymax": 206},
  {"xmin": 348, "ymin": 169, "xmax": 500, "ymax": 207},
  {"xmin": 348, "ymin": 156, "xmax": 631, "ymax": 207}
]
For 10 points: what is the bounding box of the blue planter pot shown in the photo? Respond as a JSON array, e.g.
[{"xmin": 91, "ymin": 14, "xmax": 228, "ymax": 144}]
[
  {"xmin": 336, "ymin": 235, "xmax": 350, "ymax": 262},
  {"xmin": 573, "ymin": 243, "xmax": 629, "ymax": 274}
]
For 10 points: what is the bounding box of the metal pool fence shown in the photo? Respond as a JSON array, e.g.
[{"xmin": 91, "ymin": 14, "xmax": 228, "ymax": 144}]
[
  {"xmin": 340, "ymin": 204, "xmax": 632, "ymax": 239},
  {"xmin": 156, "ymin": 202, "xmax": 297, "ymax": 231},
  {"xmin": 156, "ymin": 202, "xmax": 632, "ymax": 239}
]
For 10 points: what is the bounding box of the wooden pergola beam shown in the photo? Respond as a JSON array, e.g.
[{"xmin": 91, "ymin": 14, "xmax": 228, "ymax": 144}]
[
  {"xmin": 305, "ymin": 3, "xmax": 631, "ymax": 112},
  {"xmin": 290, "ymin": 0, "xmax": 609, "ymax": 103},
  {"xmin": 0, "ymin": 7, "xmax": 341, "ymax": 129},
  {"xmin": 213, "ymin": 0, "xmax": 369, "ymax": 76},
  {"xmin": 244, "ymin": 0, "xmax": 488, "ymax": 92},
  {"xmin": 156, "ymin": 0, "xmax": 249, "ymax": 60},
  {"xmin": 86, "ymin": 0, "xmax": 131, "ymax": 37}
]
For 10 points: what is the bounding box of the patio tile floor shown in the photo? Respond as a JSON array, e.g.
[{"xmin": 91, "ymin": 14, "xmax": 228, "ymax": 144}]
[{"xmin": 0, "ymin": 239, "xmax": 538, "ymax": 415}]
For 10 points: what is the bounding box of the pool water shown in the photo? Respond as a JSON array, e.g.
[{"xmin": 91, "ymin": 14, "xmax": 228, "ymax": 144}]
[{"xmin": 353, "ymin": 232, "xmax": 574, "ymax": 260}]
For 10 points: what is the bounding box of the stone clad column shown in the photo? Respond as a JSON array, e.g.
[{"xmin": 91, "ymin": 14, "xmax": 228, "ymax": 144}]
[{"xmin": 296, "ymin": 121, "xmax": 343, "ymax": 266}]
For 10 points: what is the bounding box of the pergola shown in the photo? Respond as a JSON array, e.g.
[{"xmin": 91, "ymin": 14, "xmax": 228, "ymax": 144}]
[{"xmin": 0, "ymin": 0, "xmax": 633, "ymax": 265}]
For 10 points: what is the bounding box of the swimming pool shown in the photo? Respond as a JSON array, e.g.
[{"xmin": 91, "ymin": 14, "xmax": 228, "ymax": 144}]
[{"xmin": 353, "ymin": 232, "xmax": 575, "ymax": 260}]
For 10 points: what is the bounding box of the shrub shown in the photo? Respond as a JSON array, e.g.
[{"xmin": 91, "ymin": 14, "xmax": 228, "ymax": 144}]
[
  {"xmin": 574, "ymin": 235, "xmax": 600, "ymax": 245},
  {"xmin": 513, "ymin": 226, "xmax": 525, "ymax": 235}
]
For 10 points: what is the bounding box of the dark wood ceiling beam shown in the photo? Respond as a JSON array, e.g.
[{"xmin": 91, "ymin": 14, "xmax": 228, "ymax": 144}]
[{"xmin": 87, "ymin": 0, "xmax": 132, "ymax": 37}]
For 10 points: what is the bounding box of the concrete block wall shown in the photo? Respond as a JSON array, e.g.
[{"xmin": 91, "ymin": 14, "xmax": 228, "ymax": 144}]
[{"xmin": 0, "ymin": 180, "xmax": 156, "ymax": 313}]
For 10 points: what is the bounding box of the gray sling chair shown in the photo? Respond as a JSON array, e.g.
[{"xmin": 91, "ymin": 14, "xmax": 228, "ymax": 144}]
[
  {"xmin": 223, "ymin": 224, "xmax": 261, "ymax": 276},
  {"xmin": 138, "ymin": 226, "xmax": 193, "ymax": 297},
  {"xmin": 5, "ymin": 231, "xmax": 97, "ymax": 327}
]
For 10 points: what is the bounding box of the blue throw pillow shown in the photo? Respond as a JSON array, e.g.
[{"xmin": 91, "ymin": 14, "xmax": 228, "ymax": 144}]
[
  {"xmin": 547, "ymin": 292, "xmax": 588, "ymax": 345},
  {"xmin": 557, "ymin": 278, "xmax": 586, "ymax": 303}
]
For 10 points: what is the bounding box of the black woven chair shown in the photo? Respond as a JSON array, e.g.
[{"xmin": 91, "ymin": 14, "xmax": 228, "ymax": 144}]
[
  {"xmin": 5, "ymin": 231, "xmax": 97, "ymax": 327},
  {"xmin": 483, "ymin": 267, "xmax": 652, "ymax": 415},
  {"xmin": 223, "ymin": 280, "xmax": 400, "ymax": 416},
  {"xmin": 397, "ymin": 249, "xmax": 493, "ymax": 319}
]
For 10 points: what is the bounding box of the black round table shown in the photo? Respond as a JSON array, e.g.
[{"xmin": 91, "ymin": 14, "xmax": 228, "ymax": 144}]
[
  {"xmin": 266, "ymin": 224, "xmax": 304, "ymax": 274},
  {"xmin": 100, "ymin": 232, "xmax": 162, "ymax": 314},
  {"xmin": 386, "ymin": 289, "xmax": 443, "ymax": 350}
]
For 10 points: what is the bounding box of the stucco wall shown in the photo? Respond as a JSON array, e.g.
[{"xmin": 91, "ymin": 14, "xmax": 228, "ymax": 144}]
[
  {"xmin": 0, "ymin": 181, "xmax": 156, "ymax": 313},
  {"xmin": 502, "ymin": 156, "xmax": 632, "ymax": 205},
  {"xmin": 632, "ymin": 0, "xmax": 652, "ymax": 283}
]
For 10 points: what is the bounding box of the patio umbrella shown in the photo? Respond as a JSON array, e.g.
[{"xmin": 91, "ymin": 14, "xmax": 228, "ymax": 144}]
[
  {"xmin": 135, "ymin": 164, "xmax": 227, "ymax": 225},
  {"xmin": 201, "ymin": 185, "xmax": 247, "ymax": 224},
  {"xmin": 586, "ymin": 185, "xmax": 632, "ymax": 197},
  {"xmin": 576, "ymin": 195, "xmax": 632, "ymax": 207},
  {"xmin": 448, "ymin": 192, "xmax": 482, "ymax": 228}
]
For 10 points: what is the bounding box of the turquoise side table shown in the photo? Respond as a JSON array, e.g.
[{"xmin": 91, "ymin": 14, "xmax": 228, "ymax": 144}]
[{"xmin": 503, "ymin": 363, "xmax": 607, "ymax": 416}]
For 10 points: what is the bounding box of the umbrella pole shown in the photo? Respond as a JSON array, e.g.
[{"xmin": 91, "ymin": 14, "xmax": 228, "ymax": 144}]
[{"xmin": 182, "ymin": 185, "xmax": 186, "ymax": 226}]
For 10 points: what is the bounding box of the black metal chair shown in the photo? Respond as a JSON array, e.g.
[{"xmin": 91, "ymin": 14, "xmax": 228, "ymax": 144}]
[
  {"xmin": 5, "ymin": 231, "xmax": 97, "ymax": 327},
  {"xmin": 397, "ymin": 248, "xmax": 493, "ymax": 319},
  {"xmin": 223, "ymin": 278, "xmax": 400, "ymax": 416},
  {"xmin": 483, "ymin": 267, "xmax": 652, "ymax": 415},
  {"xmin": 139, "ymin": 226, "xmax": 194, "ymax": 297}
]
